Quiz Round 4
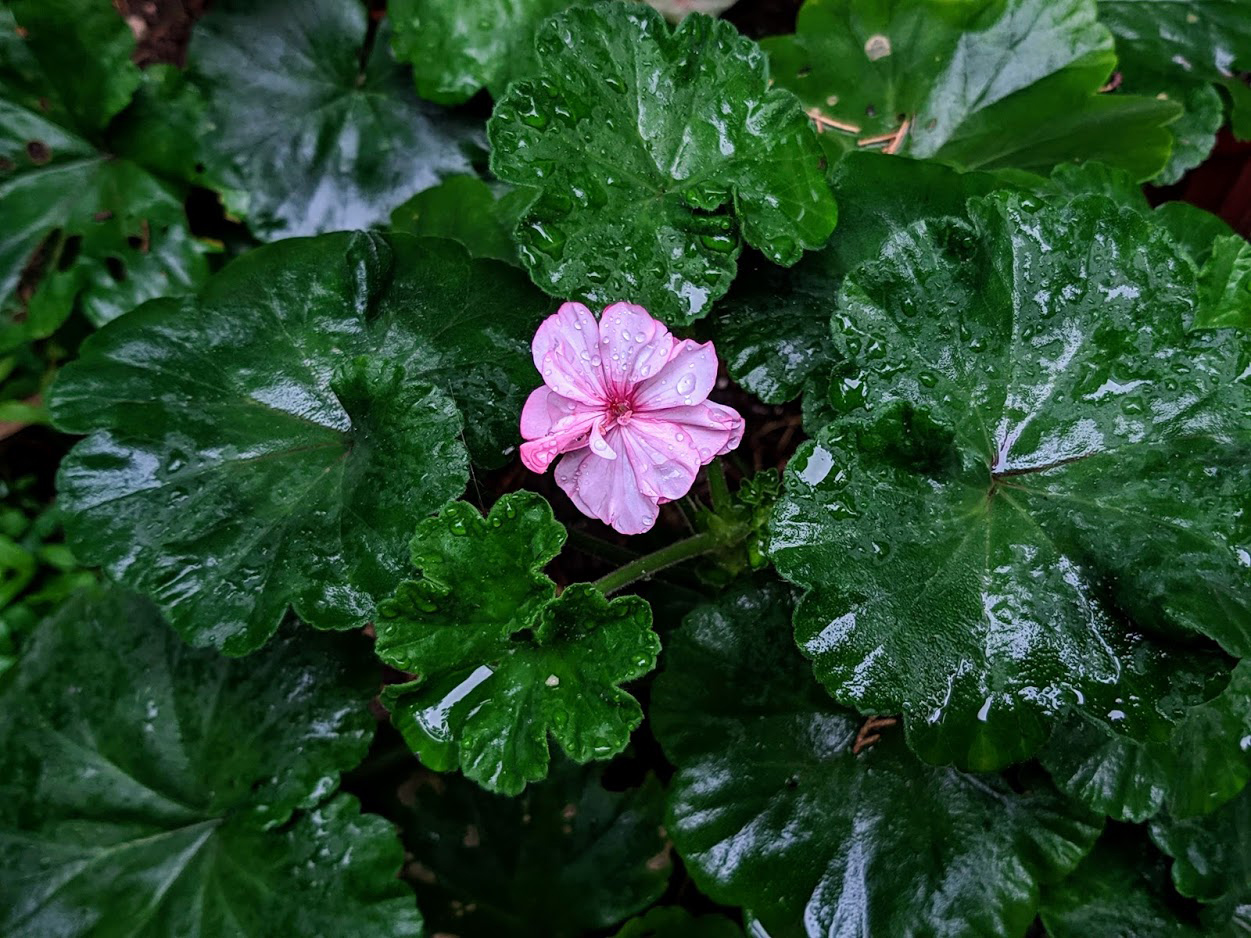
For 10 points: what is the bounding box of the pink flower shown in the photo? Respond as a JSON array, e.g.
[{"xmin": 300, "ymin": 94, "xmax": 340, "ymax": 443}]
[{"xmin": 520, "ymin": 302, "xmax": 745, "ymax": 534}]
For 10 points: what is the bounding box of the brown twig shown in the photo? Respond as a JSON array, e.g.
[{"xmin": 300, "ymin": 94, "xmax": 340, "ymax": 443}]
[
  {"xmin": 852, "ymin": 715, "xmax": 898, "ymax": 754},
  {"xmin": 806, "ymin": 107, "xmax": 861, "ymax": 135}
]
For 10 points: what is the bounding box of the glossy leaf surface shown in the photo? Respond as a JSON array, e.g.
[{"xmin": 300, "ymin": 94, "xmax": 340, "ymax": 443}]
[
  {"xmin": 189, "ymin": 0, "xmax": 481, "ymax": 240},
  {"xmin": 390, "ymin": 174, "xmax": 529, "ymax": 264},
  {"xmin": 652, "ymin": 581, "xmax": 1101, "ymax": 938},
  {"xmin": 393, "ymin": 760, "xmax": 670, "ymax": 936},
  {"xmin": 0, "ymin": 7, "xmax": 207, "ymax": 345},
  {"xmin": 391, "ymin": 0, "xmax": 585, "ymax": 104},
  {"xmin": 0, "ymin": 586, "xmax": 420, "ymax": 937},
  {"xmin": 765, "ymin": 0, "xmax": 1179, "ymax": 179},
  {"xmin": 1196, "ymin": 234, "xmax": 1251, "ymax": 331},
  {"xmin": 770, "ymin": 193, "xmax": 1251, "ymax": 770},
  {"xmin": 51, "ymin": 233, "xmax": 548, "ymax": 654},
  {"xmin": 1041, "ymin": 653, "xmax": 1251, "ymax": 822},
  {"xmin": 376, "ymin": 494, "xmax": 658, "ymax": 794},
  {"xmin": 1040, "ymin": 830, "xmax": 1204, "ymax": 938},
  {"xmin": 489, "ymin": 2, "xmax": 837, "ymax": 325}
]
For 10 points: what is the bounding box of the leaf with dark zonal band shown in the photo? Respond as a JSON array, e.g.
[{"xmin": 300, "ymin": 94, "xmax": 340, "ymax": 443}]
[
  {"xmin": 390, "ymin": 0, "xmax": 588, "ymax": 105},
  {"xmin": 770, "ymin": 193, "xmax": 1251, "ymax": 772},
  {"xmin": 188, "ymin": 0, "xmax": 482, "ymax": 240},
  {"xmin": 0, "ymin": 6, "xmax": 208, "ymax": 347},
  {"xmin": 0, "ymin": 586, "xmax": 422, "ymax": 938},
  {"xmin": 1152, "ymin": 788, "xmax": 1251, "ymax": 933},
  {"xmin": 1040, "ymin": 829, "xmax": 1205, "ymax": 938},
  {"xmin": 50, "ymin": 233, "xmax": 549, "ymax": 655},
  {"xmin": 651, "ymin": 581, "xmax": 1101, "ymax": 938},
  {"xmin": 1041, "ymin": 655, "xmax": 1251, "ymax": 823},
  {"xmin": 488, "ymin": 2, "xmax": 837, "ymax": 326},
  {"xmin": 376, "ymin": 493, "xmax": 659, "ymax": 794},
  {"xmin": 764, "ymin": 0, "xmax": 1179, "ymax": 179},
  {"xmin": 390, "ymin": 759, "xmax": 670, "ymax": 937}
]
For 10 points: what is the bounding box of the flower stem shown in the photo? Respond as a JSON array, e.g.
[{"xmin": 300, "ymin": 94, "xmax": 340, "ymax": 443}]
[
  {"xmin": 706, "ymin": 458, "xmax": 731, "ymax": 514},
  {"xmin": 593, "ymin": 523, "xmax": 747, "ymax": 596}
]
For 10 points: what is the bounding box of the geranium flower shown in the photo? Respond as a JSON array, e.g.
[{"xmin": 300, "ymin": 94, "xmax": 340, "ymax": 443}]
[{"xmin": 520, "ymin": 302, "xmax": 745, "ymax": 534}]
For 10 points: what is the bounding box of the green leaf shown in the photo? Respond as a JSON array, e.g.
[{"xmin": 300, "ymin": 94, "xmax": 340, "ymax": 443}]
[
  {"xmin": 1099, "ymin": 0, "xmax": 1251, "ymax": 137},
  {"xmin": 770, "ymin": 193, "xmax": 1251, "ymax": 771},
  {"xmin": 1152, "ymin": 788, "xmax": 1251, "ymax": 932},
  {"xmin": 488, "ymin": 2, "xmax": 837, "ymax": 326},
  {"xmin": 1041, "ymin": 651, "xmax": 1251, "ymax": 822},
  {"xmin": 391, "ymin": 0, "xmax": 586, "ymax": 105},
  {"xmin": 614, "ymin": 908, "xmax": 743, "ymax": 938},
  {"xmin": 0, "ymin": 9, "xmax": 209, "ymax": 346},
  {"xmin": 188, "ymin": 0, "xmax": 482, "ymax": 240},
  {"xmin": 715, "ymin": 151, "xmax": 1003, "ymax": 405},
  {"xmin": 376, "ymin": 493, "xmax": 659, "ymax": 794},
  {"xmin": 1120, "ymin": 71, "xmax": 1224, "ymax": 185},
  {"xmin": 652, "ymin": 581, "xmax": 1102, "ymax": 938},
  {"xmin": 390, "ymin": 174, "xmax": 529, "ymax": 264},
  {"xmin": 392, "ymin": 760, "xmax": 670, "ymax": 936},
  {"xmin": 6, "ymin": 0, "xmax": 140, "ymax": 132},
  {"xmin": 0, "ymin": 586, "xmax": 422, "ymax": 937},
  {"xmin": 51, "ymin": 232, "xmax": 548, "ymax": 654},
  {"xmin": 1040, "ymin": 828, "xmax": 1205, "ymax": 938},
  {"xmin": 1196, "ymin": 234, "xmax": 1251, "ymax": 331},
  {"xmin": 764, "ymin": 0, "xmax": 1179, "ymax": 179}
]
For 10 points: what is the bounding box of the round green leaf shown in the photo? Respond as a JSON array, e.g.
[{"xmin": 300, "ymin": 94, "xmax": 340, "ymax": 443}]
[
  {"xmin": 1042, "ymin": 656, "xmax": 1251, "ymax": 822},
  {"xmin": 392, "ymin": 760, "xmax": 670, "ymax": 936},
  {"xmin": 0, "ymin": 9, "xmax": 208, "ymax": 345},
  {"xmin": 1040, "ymin": 829, "xmax": 1205, "ymax": 938},
  {"xmin": 390, "ymin": 174, "xmax": 529, "ymax": 265},
  {"xmin": 1152, "ymin": 788, "xmax": 1251, "ymax": 932},
  {"xmin": 376, "ymin": 493, "xmax": 659, "ymax": 794},
  {"xmin": 0, "ymin": 586, "xmax": 421, "ymax": 937},
  {"xmin": 488, "ymin": 2, "xmax": 837, "ymax": 326},
  {"xmin": 188, "ymin": 0, "xmax": 482, "ymax": 240},
  {"xmin": 391, "ymin": 0, "xmax": 586, "ymax": 105},
  {"xmin": 764, "ymin": 0, "xmax": 1180, "ymax": 179},
  {"xmin": 51, "ymin": 233, "xmax": 548, "ymax": 654},
  {"xmin": 652, "ymin": 581, "xmax": 1102, "ymax": 938},
  {"xmin": 1196, "ymin": 234, "xmax": 1251, "ymax": 332},
  {"xmin": 771, "ymin": 193, "xmax": 1251, "ymax": 770}
]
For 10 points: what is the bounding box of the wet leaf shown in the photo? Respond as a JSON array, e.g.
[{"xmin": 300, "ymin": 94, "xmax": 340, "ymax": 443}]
[
  {"xmin": 391, "ymin": 759, "xmax": 670, "ymax": 936},
  {"xmin": 0, "ymin": 586, "xmax": 421, "ymax": 937},
  {"xmin": 1099, "ymin": 0, "xmax": 1251, "ymax": 138},
  {"xmin": 489, "ymin": 2, "xmax": 837, "ymax": 326},
  {"xmin": 51, "ymin": 233, "xmax": 548, "ymax": 654},
  {"xmin": 376, "ymin": 493, "xmax": 659, "ymax": 794},
  {"xmin": 1152, "ymin": 787, "xmax": 1251, "ymax": 932},
  {"xmin": 391, "ymin": 0, "xmax": 587, "ymax": 105},
  {"xmin": 1040, "ymin": 828, "xmax": 1205, "ymax": 938},
  {"xmin": 390, "ymin": 174, "xmax": 531, "ymax": 264},
  {"xmin": 1041, "ymin": 652, "xmax": 1251, "ymax": 822},
  {"xmin": 765, "ymin": 0, "xmax": 1180, "ymax": 179},
  {"xmin": 0, "ymin": 8, "xmax": 208, "ymax": 346},
  {"xmin": 1120, "ymin": 70, "xmax": 1224, "ymax": 185},
  {"xmin": 1196, "ymin": 234, "xmax": 1251, "ymax": 331},
  {"xmin": 188, "ymin": 0, "xmax": 482, "ymax": 240},
  {"xmin": 770, "ymin": 193, "xmax": 1251, "ymax": 771},
  {"xmin": 652, "ymin": 581, "xmax": 1101, "ymax": 938},
  {"xmin": 613, "ymin": 908, "xmax": 743, "ymax": 937}
]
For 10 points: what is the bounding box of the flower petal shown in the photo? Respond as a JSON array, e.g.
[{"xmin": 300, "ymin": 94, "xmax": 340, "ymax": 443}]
[
  {"xmin": 615, "ymin": 422, "xmax": 701, "ymax": 502},
  {"xmin": 531, "ymin": 302, "xmax": 608, "ymax": 405},
  {"xmin": 632, "ymin": 339, "xmax": 718, "ymax": 410},
  {"xmin": 651, "ymin": 400, "xmax": 746, "ymax": 460},
  {"xmin": 519, "ymin": 387, "xmax": 600, "ymax": 473},
  {"xmin": 555, "ymin": 431, "xmax": 661, "ymax": 534},
  {"xmin": 589, "ymin": 420, "xmax": 617, "ymax": 460},
  {"xmin": 595, "ymin": 302, "xmax": 676, "ymax": 398}
]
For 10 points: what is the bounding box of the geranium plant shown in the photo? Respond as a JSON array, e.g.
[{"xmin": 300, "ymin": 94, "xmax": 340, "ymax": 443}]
[{"xmin": 1, "ymin": 0, "xmax": 1250, "ymax": 935}]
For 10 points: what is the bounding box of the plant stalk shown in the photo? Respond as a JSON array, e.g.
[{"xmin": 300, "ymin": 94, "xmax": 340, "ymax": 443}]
[{"xmin": 593, "ymin": 523, "xmax": 747, "ymax": 596}]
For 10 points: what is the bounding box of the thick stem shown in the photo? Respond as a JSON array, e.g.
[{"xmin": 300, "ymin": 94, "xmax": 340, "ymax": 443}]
[
  {"xmin": 593, "ymin": 524, "xmax": 746, "ymax": 596},
  {"xmin": 706, "ymin": 458, "xmax": 731, "ymax": 514}
]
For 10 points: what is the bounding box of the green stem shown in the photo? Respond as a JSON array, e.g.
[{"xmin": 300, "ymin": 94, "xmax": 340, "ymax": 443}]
[
  {"xmin": 706, "ymin": 458, "xmax": 731, "ymax": 514},
  {"xmin": 594, "ymin": 524, "xmax": 747, "ymax": 596}
]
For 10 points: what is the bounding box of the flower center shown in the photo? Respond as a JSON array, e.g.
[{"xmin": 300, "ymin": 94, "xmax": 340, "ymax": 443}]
[{"xmin": 609, "ymin": 398, "xmax": 634, "ymax": 425}]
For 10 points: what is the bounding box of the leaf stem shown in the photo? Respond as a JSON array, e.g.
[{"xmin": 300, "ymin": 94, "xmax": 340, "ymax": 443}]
[
  {"xmin": 593, "ymin": 523, "xmax": 747, "ymax": 596},
  {"xmin": 706, "ymin": 458, "xmax": 731, "ymax": 514}
]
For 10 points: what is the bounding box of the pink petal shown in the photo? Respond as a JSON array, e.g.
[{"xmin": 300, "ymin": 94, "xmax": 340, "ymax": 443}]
[
  {"xmin": 632, "ymin": 339, "xmax": 718, "ymax": 411},
  {"xmin": 531, "ymin": 302, "xmax": 608, "ymax": 405},
  {"xmin": 519, "ymin": 387, "xmax": 600, "ymax": 473},
  {"xmin": 595, "ymin": 302, "xmax": 677, "ymax": 398},
  {"xmin": 650, "ymin": 401, "xmax": 746, "ymax": 460},
  {"xmin": 554, "ymin": 430, "xmax": 661, "ymax": 535},
  {"xmin": 615, "ymin": 422, "xmax": 702, "ymax": 502}
]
